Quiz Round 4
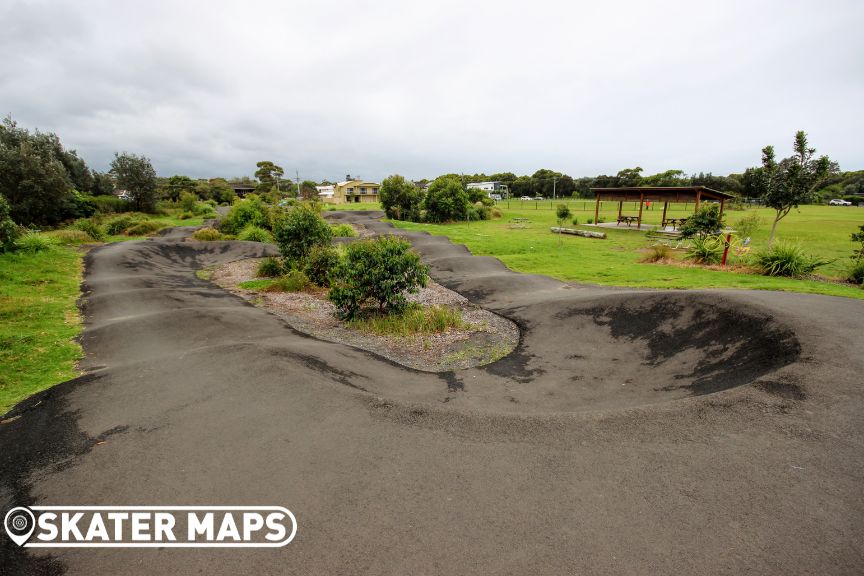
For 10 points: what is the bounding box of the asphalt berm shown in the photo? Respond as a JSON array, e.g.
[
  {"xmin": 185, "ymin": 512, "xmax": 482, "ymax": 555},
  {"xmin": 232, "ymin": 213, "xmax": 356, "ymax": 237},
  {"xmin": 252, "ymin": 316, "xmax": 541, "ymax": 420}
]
[{"xmin": 1, "ymin": 210, "xmax": 862, "ymax": 575}]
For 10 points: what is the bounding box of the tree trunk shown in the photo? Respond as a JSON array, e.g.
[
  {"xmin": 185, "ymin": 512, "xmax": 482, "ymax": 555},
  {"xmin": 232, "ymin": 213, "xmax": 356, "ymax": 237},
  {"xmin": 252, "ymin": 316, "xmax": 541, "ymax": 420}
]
[{"xmin": 768, "ymin": 213, "xmax": 780, "ymax": 248}]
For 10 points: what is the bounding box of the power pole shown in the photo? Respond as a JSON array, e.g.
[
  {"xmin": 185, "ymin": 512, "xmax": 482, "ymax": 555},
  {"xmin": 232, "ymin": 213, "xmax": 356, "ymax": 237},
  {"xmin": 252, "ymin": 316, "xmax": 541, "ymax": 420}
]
[
  {"xmin": 295, "ymin": 169, "xmax": 300, "ymax": 198},
  {"xmin": 552, "ymin": 177, "xmax": 558, "ymax": 199}
]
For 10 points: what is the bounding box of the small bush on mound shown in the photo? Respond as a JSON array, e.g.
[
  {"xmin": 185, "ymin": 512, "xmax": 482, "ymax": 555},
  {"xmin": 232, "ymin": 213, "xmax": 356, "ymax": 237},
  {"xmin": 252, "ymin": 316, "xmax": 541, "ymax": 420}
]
[
  {"xmin": 191, "ymin": 227, "xmax": 224, "ymax": 241},
  {"xmin": 47, "ymin": 229, "xmax": 94, "ymax": 245},
  {"xmin": 178, "ymin": 211, "xmax": 195, "ymax": 220},
  {"xmin": 848, "ymin": 260, "xmax": 864, "ymax": 286},
  {"xmin": 571, "ymin": 217, "xmax": 579, "ymax": 226},
  {"xmin": 329, "ymin": 235, "xmax": 429, "ymax": 320},
  {"xmin": 238, "ymin": 225, "xmax": 274, "ymax": 243},
  {"xmin": 303, "ymin": 245, "xmax": 340, "ymax": 287},
  {"xmin": 348, "ymin": 304, "xmax": 465, "ymax": 336},
  {"xmin": 15, "ymin": 231, "xmax": 55, "ymax": 253},
  {"xmin": 685, "ymin": 234, "xmax": 724, "ymax": 264},
  {"xmin": 257, "ymin": 257, "xmax": 285, "ymax": 278},
  {"xmin": 71, "ymin": 218, "xmax": 106, "ymax": 241},
  {"xmin": 220, "ymin": 195, "xmax": 270, "ymax": 234},
  {"xmin": 125, "ymin": 220, "xmax": 165, "ymax": 236},
  {"xmin": 756, "ymin": 243, "xmax": 831, "ymax": 277},
  {"xmin": 491, "ymin": 207, "xmax": 502, "ymax": 219},
  {"xmin": 265, "ymin": 270, "xmax": 310, "ymax": 293},
  {"xmin": 273, "ymin": 205, "xmax": 332, "ymax": 268},
  {"xmin": 641, "ymin": 244, "xmax": 673, "ymax": 263},
  {"xmin": 104, "ymin": 215, "xmax": 137, "ymax": 235},
  {"xmin": 330, "ymin": 223, "xmax": 357, "ymax": 237}
]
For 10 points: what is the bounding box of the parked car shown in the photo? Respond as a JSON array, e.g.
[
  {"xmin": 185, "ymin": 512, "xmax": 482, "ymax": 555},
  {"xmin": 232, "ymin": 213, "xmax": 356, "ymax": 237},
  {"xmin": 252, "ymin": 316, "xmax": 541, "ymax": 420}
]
[
  {"xmin": 534, "ymin": 196, "xmax": 544, "ymax": 200},
  {"xmin": 829, "ymin": 199, "xmax": 852, "ymax": 206},
  {"xmin": 489, "ymin": 193, "xmax": 502, "ymax": 201},
  {"xmin": 519, "ymin": 196, "xmax": 532, "ymax": 200}
]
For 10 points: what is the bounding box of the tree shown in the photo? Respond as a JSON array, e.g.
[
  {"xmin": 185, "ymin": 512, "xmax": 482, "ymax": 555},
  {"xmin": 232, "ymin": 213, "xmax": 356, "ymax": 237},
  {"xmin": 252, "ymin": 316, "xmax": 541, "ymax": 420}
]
[
  {"xmin": 0, "ymin": 117, "xmax": 79, "ymax": 226},
  {"xmin": 208, "ymin": 178, "xmax": 236, "ymax": 204},
  {"xmin": 616, "ymin": 167, "xmax": 643, "ymax": 187},
  {"xmin": 379, "ymin": 174, "xmax": 423, "ymax": 221},
  {"xmin": 555, "ymin": 203, "xmax": 571, "ymax": 245},
  {"xmin": 759, "ymin": 131, "xmax": 835, "ymax": 247},
  {"xmin": 90, "ymin": 171, "xmax": 115, "ymax": 196},
  {"xmin": 679, "ymin": 204, "xmax": 725, "ymax": 239},
  {"xmin": 299, "ymin": 180, "xmax": 319, "ymax": 202},
  {"xmin": 163, "ymin": 175, "xmax": 197, "ymax": 202},
  {"xmin": 0, "ymin": 193, "xmax": 20, "ymax": 252},
  {"xmin": 423, "ymin": 176, "xmax": 469, "ymax": 222},
  {"xmin": 110, "ymin": 152, "xmax": 158, "ymax": 212},
  {"xmin": 254, "ymin": 161, "xmax": 284, "ymax": 194},
  {"xmin": 642, "ymin": 169, "xmax": 688, "ymax": 187}
]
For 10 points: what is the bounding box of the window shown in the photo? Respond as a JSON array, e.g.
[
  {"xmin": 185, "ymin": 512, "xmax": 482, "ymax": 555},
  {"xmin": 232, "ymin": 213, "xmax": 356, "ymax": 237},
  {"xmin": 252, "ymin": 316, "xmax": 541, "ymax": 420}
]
[{"xmin": 347, "ymin": 188, "xmax": 354, "ymax": 192}]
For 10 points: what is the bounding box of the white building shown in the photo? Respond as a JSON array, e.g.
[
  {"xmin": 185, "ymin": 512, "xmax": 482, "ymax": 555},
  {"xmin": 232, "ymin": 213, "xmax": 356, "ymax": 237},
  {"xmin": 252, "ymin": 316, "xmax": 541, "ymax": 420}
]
[
  {"xmin": 467, "ymin": 181, "xmax": 509, "ymax": 199},
  {"xmin": 316, "ymin": 185, "xmax": 335, "ymax": 201}
]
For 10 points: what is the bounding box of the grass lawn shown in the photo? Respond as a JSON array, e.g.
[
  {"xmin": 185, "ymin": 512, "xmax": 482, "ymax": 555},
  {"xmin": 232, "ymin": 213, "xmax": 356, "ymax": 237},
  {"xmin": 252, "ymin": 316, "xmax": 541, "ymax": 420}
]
[
  {"xmin": 392, "ymin": 203, "xmax": 864, "ymax": 300},
  {"xmin": 0, "ymin": 246, "xmax": 84, "ymax": 414}
]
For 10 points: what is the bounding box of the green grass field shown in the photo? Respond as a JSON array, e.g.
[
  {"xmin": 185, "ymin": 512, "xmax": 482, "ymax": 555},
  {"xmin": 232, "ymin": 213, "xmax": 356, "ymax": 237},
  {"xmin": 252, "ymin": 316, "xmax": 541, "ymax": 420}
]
[
  {"xmin": 0, "ymin": 246, "xmax": 84, "ymax": 413},
  {"xmin": 392, "ymin": 203, "xmax": 864, "ymax": 300}
]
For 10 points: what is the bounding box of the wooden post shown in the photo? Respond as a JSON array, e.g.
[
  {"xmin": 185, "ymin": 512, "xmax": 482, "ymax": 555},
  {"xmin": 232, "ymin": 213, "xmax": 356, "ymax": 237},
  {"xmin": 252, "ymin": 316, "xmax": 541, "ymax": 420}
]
[
  {"xmin": 617, "ymin": 200, "xmax": 623, "ymax": 220},
  {"xmin": 661, "ymin": 201, "xmax": 668, "ymax": 228},
  {"xmin": 637, "ymin": 192, "xmax": 644, "ymax": 228},
  {"xmin": 594, "ymin": 194, "xmax": 600, "ymax": 225},
  {"xmin": 719, "ymin": 197, "xmax": 726, "ymax": 220},
  {"xmin": 695, "ymin": 190, "xmax": 702, "ymax": 212}
]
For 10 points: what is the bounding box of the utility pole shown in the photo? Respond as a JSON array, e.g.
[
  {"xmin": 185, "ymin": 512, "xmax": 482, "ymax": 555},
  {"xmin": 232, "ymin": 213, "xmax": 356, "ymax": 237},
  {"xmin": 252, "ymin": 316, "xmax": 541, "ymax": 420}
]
[
  {"xmin": 552, "ymin": 177, "xmax": 558, "ymax": 199},
  {"xmin": 295, "ymin": 169, "xmax": 300, "ymax": 198}
]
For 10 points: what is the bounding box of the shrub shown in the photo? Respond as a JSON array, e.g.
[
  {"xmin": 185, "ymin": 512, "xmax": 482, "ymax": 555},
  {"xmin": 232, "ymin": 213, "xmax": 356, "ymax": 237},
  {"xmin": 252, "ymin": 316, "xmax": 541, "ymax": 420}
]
[
  {"xmin": 125, "ymin": 220, "xmax": 165, "ymax": 236},
  {"xmin": 679, "ymin": 204, "xmax": 725, "ymax": 239},
  {"xmin": 237, "ymin": 225, "xmax": 274, "ymax": 243},
  {"xmin": 641, "ymin": 244, "xmax": 673, "ymax": 263},
  {"xmin": 756, "ymin": 243, "xmax": 831, "ymax": 277},
  {"xmin": 47, "ymin": 229, "xmax": 94, "ymax": 245},
  {"xmin": 191, "ymin": 227, "xmax": 224, "ymax": 241},
  {"xmin": 219, "ymin": 195, "xmax": 270, "ymax": 234},
  {"xmin": 587, "ymin": 218, "xmax": 594, "ymax": 224},
  {"xmin": 685, "ymin": 234, "xmax": 724, "ymax": 264},
  {"xmin": 272, "ymin": 205, "xmax": 332, "ymax": 268},
  {"xmin": 91, "ymin": 195, "xmax": 128, "ymax": 214},
  {"xmin": 265, "ymin": 270, "xmax": 310, "ymax": 293},
  {"xmin": 571, "ymin": 217, "xmax": 579, "ymax": 226},
  {"xmin": 379, "ymin": 174, "xmax": 423, "ymax": 221},
  {"xmin": 468, "ymin": 202, "xmax": 491, "ymax": 221},
  {"xmin": 0, "ymin": 194, "xmax": 20, "ymax": 252},
  {"xmin": 179, "ymin": 191, "xmax": 198, "ymax": 212},
  {"xmin": 330, "ymin": 223, "xmax": 357, "ymax": 237},
  {"xmin": 15, "ymin": 231, "xmax": 55, "ymax": 253},
  {"xmin": 848, "ymin": 260, "xmax": 864, "ymax": 286},
  {"xmin": 733, "ymin": 212, "xmax": 763, "ymax": 240},
  {"xmin": 491, "ymin": 207, "xmax": 502, "ymax": 219},
  {"xmin": 178, "ymin": 211, "xmax": 195, "ymax": 220},
  {"xmin": 556, "ymin": 204, "xmax": 571, "ymax": 225},
  {"xmin": 329, "ymin": 235, "xmax": 429, "ymax": 319},
  {"xmin": 71, "ymin": 218, "xmax": 106, "ymax": 241},
  {"xmin": 348, "ymin": 304, "xmax": 465, "ymax": 336},
  {"xmin": 257, "ymin": 257, "xmax": 285, "ymax": 278},
  {"xmin": 303, "ymin": 245, "xmax": 340, "ymax": 287},
  {"xmin": 104, "ymin": 215, "xmax": 137, "ymax": 235},
  {"xmin": 423, "ymin": 176, "xmax": 469, "ymax": 223}
]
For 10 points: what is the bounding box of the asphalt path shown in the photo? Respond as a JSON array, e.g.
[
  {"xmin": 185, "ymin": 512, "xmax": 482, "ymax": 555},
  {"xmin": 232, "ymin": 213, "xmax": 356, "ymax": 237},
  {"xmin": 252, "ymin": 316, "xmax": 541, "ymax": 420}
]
[{"xmin": 2, "ymin": 211, "xmax": 863, "ymax": 574}]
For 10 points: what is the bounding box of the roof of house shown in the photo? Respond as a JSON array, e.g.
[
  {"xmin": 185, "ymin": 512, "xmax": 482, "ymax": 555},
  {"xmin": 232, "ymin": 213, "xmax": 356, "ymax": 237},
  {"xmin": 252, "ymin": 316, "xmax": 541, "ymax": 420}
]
[{"xmin": 591, "ymin": 186, "xmax": 735, "ymax": 201}]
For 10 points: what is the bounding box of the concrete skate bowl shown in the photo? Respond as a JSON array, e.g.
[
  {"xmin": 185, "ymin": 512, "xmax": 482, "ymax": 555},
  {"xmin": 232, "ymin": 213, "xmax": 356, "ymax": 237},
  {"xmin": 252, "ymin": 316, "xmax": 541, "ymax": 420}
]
[{"xmin": 493, "ymin": 291, "xmax": 804, "ymax": 412}]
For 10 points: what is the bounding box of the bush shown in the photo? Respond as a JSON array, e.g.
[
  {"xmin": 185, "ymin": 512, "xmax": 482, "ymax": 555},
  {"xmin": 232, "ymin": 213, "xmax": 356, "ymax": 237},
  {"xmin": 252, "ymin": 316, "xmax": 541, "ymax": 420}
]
[
  {"xmin": 265, "ymin": 270, "xmax": 310, "ymax": 293},
  {"xmin": 219, "ymin": 195, "xmax": 270, "ymax": 234},
  {"xmin": 468, "ymin": 202, "xmax": 491, "ymax": 221},
  {"xmin": 848, "ymin": 260, "xmax": 864, "ymax": 286},
  {"xmin": 179, "ymin": 191, "xmax": 198, "ymax": 212},
  {"xmin": 733, "ymin": 212, "xmax": 762, "ymax": 239},
  {"xmin": 679, "ymin": 204, "xmax": 725, "ymax": 239},
  {"xmin": 47, "ymin": 229, "xmax": 94, "ymax": 245},
  {"xmin": 491, "ymin": 207, "xmax": 502, "ymax": 219},
  {"xmin": 71, "ymin": 218, "xmax": 106, "ymax": 241},
  {"xmin": 303, "ymin": 245, "xmax": 340, "ymax": 287},
  {"xmin": 104, "ymin": 215, "xmax": 137, "ymax": 235},
  {"xmin": 125, "ymin": 220, "xmax": 165, "ymax": 236},
  {"xmin": 191, "ymin": 227, "xmax": 224, "ymax": 241},
  {"xmin": 685, "ymin": 234, "xmax": 724, "ymax": 264},
  {"xmin": 330, "ymin": 223, "xmax": 357, "ymax": 237},
  {"xmin": 91, "ymin": 195, "xmax": 128, "ymax": 214},
  {"xmin": 0, "ymin": 194, "xmax": 20, "ymax": 252},
  {"xmin": 571, "ymin": 217, "xmax": 579, "ymax": 226},
  {"xmin": 257, "ymin": 257, "xmax": 285, "ymax": 278},
  {"xmin": 379, "ymin": 174, "xmax": 424, "ymax": 221},
  {"xmin": 237, "ymin": 225, "xmax": 274, "ymax": 243},
  {"xmin": 556, "ymin": 204, "xmax": 571, "ymax": 225},
  {"xmin": 272, "ymin": 205, "xmax": 332, "ymax": 268},
  {"xmin": 756, "ymin": 243, "xmax": 831, "ymax": 277},
  {"xmin": 423, "ymin": 176, "xmax": 469, "ymax": 223},
  {"xmin": 329, "ymin": 235, "xmax": 429, "ymax": 319},
  {"xmin": 15, "ymin": 231, "xmax": 55, "ymax": 253},
  {"xmin": 641, "ymin": 244, "xmax": 673, "ymax": 263}
]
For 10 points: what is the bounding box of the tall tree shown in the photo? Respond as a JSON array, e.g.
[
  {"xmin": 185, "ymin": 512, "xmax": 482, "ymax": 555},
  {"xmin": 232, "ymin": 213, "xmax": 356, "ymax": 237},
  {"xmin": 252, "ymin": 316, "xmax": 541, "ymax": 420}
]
[
  {"xmin": 110, "ymin": 152, "xmax": 158, "ymax": 212},
  {"xmin": 379, "ymin": 174, "xmax": 423, "ymax": 221},
  {"xmin": 90, "ymin": 171, "xmax": 116, "ymax": 196},
  {"xmin": 759, "ymin": 131, "xmax": 835, "ymax": 247},
  {"xmin": 616, "ymin": 167, "xmax": 643, "ymax": 187},
  {"xmin": 299, "ymin": 180, "xmax": 319, "ymax": 201},
  {"xmin": 163, "ymin": 175, "xmax": 197, "ymax": 201},
  {"xmin": 254, "ymin": 161, "xmax": 284, "ymax": 194}
]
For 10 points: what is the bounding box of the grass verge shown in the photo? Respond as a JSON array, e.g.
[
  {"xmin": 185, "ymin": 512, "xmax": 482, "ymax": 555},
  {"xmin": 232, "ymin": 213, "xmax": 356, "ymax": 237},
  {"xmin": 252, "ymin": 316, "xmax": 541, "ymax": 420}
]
[
  {"xmin": 0, "ymin": 246, "xmax": 83, "ymax": 414},
  {"xmin": 347, "ymin": 304, "xmax": 466, "ymax": 336}
]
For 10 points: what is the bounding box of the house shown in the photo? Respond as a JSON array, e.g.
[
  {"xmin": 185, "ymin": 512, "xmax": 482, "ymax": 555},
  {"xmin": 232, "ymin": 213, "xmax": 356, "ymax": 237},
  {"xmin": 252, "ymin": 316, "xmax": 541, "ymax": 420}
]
[
  {"xmin": 112, "ymin": 189, "xmax": 131, "ymax": 201},
  {"xmin": 230, "ymin": 183, "xmax": 256, "ymax": 197},
  {"xmin": 320, "ymin": 175, "xmax": 380, "ymax": 204},
  {"xmin": 467, "ymin": 181, "xmax": 509, "ymax": 199}
]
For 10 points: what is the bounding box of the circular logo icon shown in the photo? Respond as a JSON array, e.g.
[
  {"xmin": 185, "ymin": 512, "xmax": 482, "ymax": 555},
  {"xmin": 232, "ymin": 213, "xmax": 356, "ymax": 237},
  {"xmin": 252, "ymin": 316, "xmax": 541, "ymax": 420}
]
[{"xmin": 4, "ymin": 507, "xmax": 36, "ymax": 546}]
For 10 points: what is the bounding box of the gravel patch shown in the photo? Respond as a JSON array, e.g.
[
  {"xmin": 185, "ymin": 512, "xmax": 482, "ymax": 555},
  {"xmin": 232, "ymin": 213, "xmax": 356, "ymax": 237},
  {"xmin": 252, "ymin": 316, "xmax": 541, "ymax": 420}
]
[{"xmin": 210, "ymin": 258, "xmax": 519, "ymax": 372}]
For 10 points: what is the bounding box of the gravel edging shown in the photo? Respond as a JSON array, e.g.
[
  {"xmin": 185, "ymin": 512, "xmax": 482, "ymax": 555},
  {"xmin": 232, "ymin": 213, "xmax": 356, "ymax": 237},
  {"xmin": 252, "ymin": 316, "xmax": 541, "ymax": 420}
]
[{"xmin": 210, "ymin": 258, "xmax": 520, "ymax": 372}]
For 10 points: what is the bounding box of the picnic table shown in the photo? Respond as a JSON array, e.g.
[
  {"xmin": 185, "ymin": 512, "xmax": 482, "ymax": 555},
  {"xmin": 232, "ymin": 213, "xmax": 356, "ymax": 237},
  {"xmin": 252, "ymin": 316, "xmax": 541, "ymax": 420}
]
[
  {"xmin": 511, "ymin": 217, "xmax": 531, "ymax": 223},
  {"xmin": 662, "ymin": 217, "xmax": 688, "ymax": 230},
  {"xmin": 616, "ymin": 215, "xmax": 639, "ymax": 227}
]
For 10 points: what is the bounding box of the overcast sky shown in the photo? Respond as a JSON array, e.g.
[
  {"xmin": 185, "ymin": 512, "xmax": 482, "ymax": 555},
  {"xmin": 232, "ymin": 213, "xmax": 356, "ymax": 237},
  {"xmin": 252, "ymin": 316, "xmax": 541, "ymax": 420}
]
[{"xmin": 2, "ymin": 0, "xmax": 862, "ymax": 182}]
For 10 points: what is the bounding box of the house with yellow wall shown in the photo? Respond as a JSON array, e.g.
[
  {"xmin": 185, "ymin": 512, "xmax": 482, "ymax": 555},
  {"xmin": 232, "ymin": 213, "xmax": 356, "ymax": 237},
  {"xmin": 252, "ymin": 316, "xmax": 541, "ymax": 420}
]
[{"xmin": 318, "ymin": 175, "xmax": 380, "ymax": 204}]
